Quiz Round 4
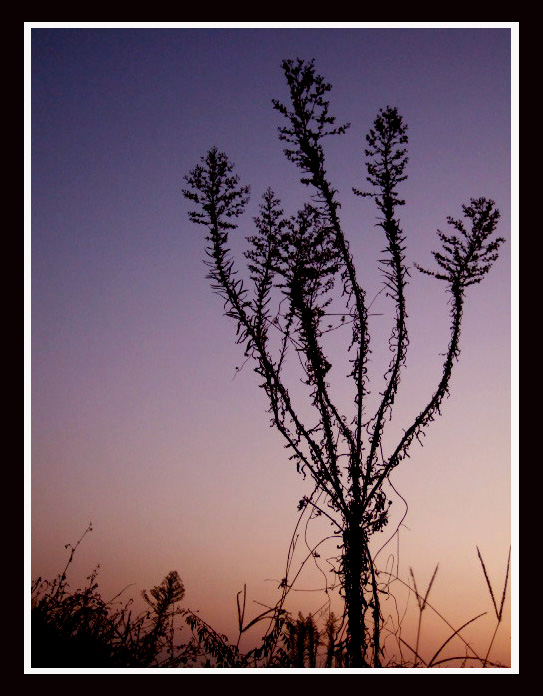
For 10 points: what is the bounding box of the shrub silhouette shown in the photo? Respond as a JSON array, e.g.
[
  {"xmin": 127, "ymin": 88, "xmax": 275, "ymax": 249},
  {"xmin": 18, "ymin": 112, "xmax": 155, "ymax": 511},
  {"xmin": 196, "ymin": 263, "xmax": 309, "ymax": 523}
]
[{"xmin": 31, "ymin": 526, "xmax": 189, "ymax": 668}]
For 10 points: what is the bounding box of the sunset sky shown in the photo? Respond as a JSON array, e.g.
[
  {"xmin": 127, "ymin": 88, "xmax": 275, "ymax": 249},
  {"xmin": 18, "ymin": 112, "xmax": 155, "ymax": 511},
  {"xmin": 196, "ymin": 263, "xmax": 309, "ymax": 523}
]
[{"xmin": 27, "ymin": 23, "xmax": 517, "ymax": 672}]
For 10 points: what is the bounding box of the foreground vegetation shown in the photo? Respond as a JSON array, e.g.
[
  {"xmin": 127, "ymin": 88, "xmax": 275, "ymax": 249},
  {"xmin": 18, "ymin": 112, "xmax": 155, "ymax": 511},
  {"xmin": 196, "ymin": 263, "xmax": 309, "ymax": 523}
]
[{"xmin": 30, "ymin": 525, "xmax": 510, "ymax": 669}]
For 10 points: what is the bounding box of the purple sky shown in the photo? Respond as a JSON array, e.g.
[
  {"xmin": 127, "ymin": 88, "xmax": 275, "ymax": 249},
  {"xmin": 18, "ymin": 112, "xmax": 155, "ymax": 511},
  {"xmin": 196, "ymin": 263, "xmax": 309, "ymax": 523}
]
[{"xmin": 28, "ymin": 25, "xmax": 515, "ymax": 670}]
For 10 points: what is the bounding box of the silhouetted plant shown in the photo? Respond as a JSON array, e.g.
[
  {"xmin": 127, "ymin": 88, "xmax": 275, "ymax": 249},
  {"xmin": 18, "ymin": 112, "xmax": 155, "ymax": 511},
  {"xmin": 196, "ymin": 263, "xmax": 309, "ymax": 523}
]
[
  {"xmin": 410, "ymin": 563, "xmax": 439, "ymax": 666},
  {"xmin": 183, "ymin": 58, "xmax": 505, "ymax": 668},
  {"xmin": 31, "ymin": 526, "xmax": 191, "ymax": 668},
  {"xmin": 323, "ymin": 612, "xmax": 341, "ymax": 667},
  {"xmin": 476, "ymin": 545, "xmax": 511, "ymax": 667},
  {"xmin": 282, "ymin": 612, "xmax": 320, "ymax": 667}
]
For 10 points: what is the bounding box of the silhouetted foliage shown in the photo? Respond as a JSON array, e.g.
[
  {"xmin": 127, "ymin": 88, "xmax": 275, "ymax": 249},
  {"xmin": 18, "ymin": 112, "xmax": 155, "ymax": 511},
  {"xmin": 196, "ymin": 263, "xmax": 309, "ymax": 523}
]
[
  {"xmin": 30, "ymin": 527, "xmax": 346, "ymax": 668},
  {"xmin": 182, "ymin": 58, "xmax": 504, "ymax": 667},
  {"xmin": 31, "ymin": 526, "xmax": 191, "ymax": 667},
  {"xmin": 30, "ymin": 527, "xmax": 509, "ymax": 668}
]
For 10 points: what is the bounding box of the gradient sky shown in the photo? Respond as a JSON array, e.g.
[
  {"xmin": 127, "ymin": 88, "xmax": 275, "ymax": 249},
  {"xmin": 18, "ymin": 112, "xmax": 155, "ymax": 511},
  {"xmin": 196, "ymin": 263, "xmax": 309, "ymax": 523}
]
[{"xmin": 28, "ymin": 24, "xmax": 515, "ymax": 671}]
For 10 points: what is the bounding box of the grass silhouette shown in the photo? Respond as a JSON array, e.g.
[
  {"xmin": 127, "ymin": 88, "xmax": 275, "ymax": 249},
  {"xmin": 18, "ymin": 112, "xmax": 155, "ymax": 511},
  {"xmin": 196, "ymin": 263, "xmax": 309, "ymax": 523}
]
[{"xmin": 29, "ymin": 525, "xmax": 510, "ymax": 669}]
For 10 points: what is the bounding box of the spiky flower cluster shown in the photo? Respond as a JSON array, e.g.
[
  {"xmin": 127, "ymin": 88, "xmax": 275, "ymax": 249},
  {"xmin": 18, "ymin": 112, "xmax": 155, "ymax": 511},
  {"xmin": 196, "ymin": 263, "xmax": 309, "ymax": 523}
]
[{"xmin": 416, "ymin": 197, "xmax": 504, "ymax": 292}]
